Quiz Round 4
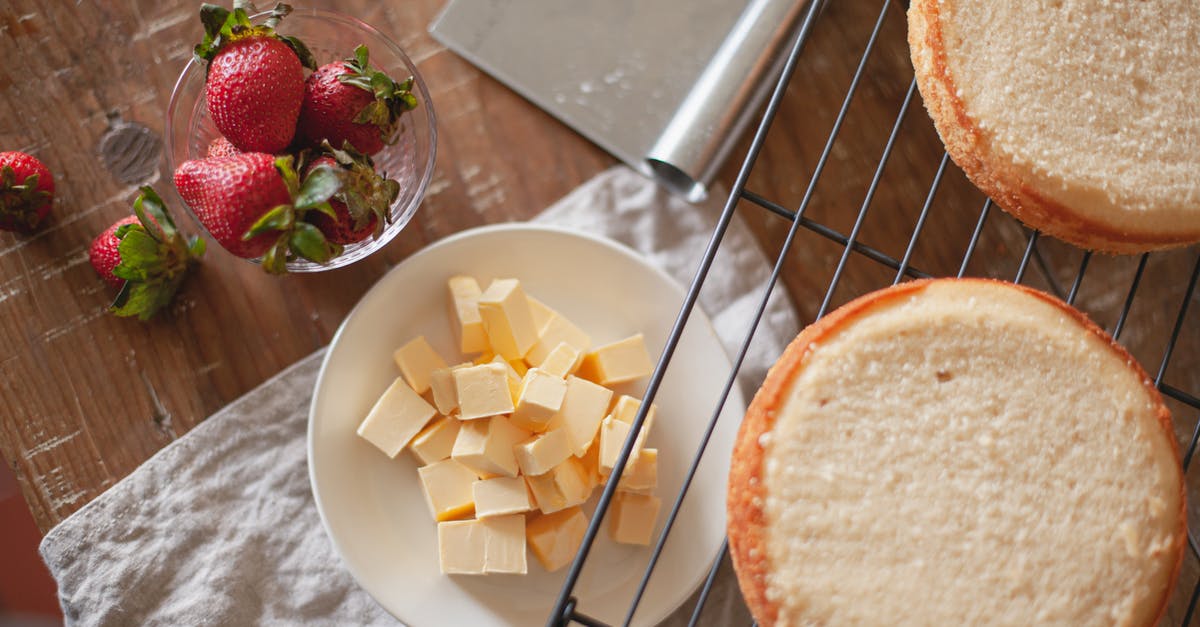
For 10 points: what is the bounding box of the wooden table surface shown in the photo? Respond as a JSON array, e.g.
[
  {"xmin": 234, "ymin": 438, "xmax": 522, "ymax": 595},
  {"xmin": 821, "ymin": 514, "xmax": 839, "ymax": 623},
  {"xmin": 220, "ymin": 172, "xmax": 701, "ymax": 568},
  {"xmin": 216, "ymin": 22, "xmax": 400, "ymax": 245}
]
[{"xmin": 2, "ymin": 3, "xmax": 1198, "ymax": 618}]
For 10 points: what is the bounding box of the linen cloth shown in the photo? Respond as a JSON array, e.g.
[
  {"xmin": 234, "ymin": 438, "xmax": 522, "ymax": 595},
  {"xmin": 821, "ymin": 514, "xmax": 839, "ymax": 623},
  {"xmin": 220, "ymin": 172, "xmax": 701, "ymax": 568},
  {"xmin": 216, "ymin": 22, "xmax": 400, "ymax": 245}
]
[{"xmin": 40, "ymin": 166, "xmax": 798, "ymax": 626}]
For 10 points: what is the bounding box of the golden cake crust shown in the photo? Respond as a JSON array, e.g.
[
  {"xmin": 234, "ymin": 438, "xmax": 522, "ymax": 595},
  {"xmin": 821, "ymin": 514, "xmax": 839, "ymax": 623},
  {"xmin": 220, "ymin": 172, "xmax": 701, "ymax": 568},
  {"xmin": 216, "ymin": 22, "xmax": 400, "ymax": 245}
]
[
  {"xmin": 907, "ymin": 0, "xmax": 1200, "ymax": 254},
  {"xmin": 726, "ymin": 278, "xmax": 1184, "ymax": 626}
]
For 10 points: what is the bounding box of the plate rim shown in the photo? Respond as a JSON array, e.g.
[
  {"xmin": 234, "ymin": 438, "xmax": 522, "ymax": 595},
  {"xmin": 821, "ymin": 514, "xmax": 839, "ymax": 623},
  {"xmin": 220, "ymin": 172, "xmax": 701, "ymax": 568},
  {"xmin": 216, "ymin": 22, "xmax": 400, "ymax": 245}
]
[{"xmin": 307, "ymin": 222, "xmax": 739, "ymax": 625}]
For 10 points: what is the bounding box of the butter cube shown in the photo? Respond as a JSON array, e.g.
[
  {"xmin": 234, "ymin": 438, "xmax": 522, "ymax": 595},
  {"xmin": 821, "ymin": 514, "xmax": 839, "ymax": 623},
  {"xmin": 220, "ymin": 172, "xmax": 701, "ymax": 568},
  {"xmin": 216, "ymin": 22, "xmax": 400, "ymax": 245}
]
[
  {"xmin": 598, "ymin": 414, "xmax": 654, "ymax": 476},
  {"xmin": 578, "ymin": 334, "xmax": 654, "ymax": 386},
  {"xmin": 448, "ymin": 275, "xmax": 489, "ymax": 354},
  {"xmin": 392, "ymin": 336, "xmax": 448, "ymax": 395},
  {"xmin": 438, "ymin": 519, "xmax": 486, "ymax": 574},
  {"xmin": 527, "ymin": 296, "xmax": 557, "ymax": 335},
  {"xmin": 548, "ymin": 375, "xmax": 614, "ymax": 457},
  {"xmin": 473, "ymin": 351, "xmax": 495, "ymax": 365},
  {"xmin": 611, "ymin": 395, "xmax": 658, "ymax": 426},
  {"xmin": 536, "ymin": 342, "xmax": 582, "ymax": 378},
  {"xmin": 618, "ymin": 448, "xmax": 658, "ymax": 494},
  {"xmin": 580, "ymin": 438, "xmax": 602, "ymax": 492},
  {"xmin": 514, "ymin": 429, "xmax": 572, "ymax": 476},
  {"xmin": 452, "ymin": 416, "xmax": 531, "ymax": 478},
  {"xmin": 527, "ymin": 456, "xmax": 594, "ymax": 514},
  {"xmin": 454, "ymin": 363, "xmax": 514, "ymax": 420},
  {"xmin": 526, "ymin": 305, "xmax": 592, "ymax": 366},
  {"xmin": 356, "ymin": 377, "xmax": 437, "ymax": 457},
  {"xmin": 490, "ymin": 355, "xmax": 523, "ymax": 403},
  {"xmin": 478, "ymin": 279, "xmax": 539, "ymax": 360},
  {"xmin": 608, "ymin": 492, "xmax": 661, "ymax": 545},
  {"xmin": 409, "ymin": 415, "xmax": 461, "ymax": 465},
  {"xmin": 553, "ymin": 456, "xmax": 593, "ymax": 507},
  {"xmin": 473, "ymin": 476, "xmax": 535, "ymax": 518},
  {"xmin": 510, "ymin": 368, "xmax": 568, "ymax": 431},
  {"xmin": 418, "ymin": 458, "xmax": 478, "ymax": 522},
  {"xmin": 598, "ymin": 417, "xmax": 633, "ymax": 476},
  {"xmin": 526, "ymin": 507, "xmax": 588, "ymax": 572},
  {"xmin": 429, "ymin": 362, "xmax": 470, "ymax": 416},
  {"xmin": 481, "ymin": 515, "xmax": 527, "ymax": 574}
]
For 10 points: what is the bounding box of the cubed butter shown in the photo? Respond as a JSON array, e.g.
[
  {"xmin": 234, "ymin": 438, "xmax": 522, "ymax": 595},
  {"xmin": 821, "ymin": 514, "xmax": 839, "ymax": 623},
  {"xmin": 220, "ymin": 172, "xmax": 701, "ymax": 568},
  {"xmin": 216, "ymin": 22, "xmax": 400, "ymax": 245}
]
[
  {"xmin": 611, "ymin": 395, "xmax": 657, "ymax": 426},
  {"xmin": 553, "ymin": 456, "xmax": 593, "ymax": 508},
  {"xmin": 618, "ymin": 448, "xmax": 658, "ymax": 493},
  {"xmin": 525, "ymin": 305, "xmax": 592, "ymax": 366},
  {"xmin": 608, "ymin": 492, "xmax": 661, "ymax": 546},
  {"xmin": 454, "ymin": 363, "xmax": 514, "ymax": 420},
  {"xmin": 548, "ymin": 375, "xmax": 613, "ymax": 457},
  {"xmin": 490, "ymin": 355, "xmax": 523, "ymax": 403},
  {"xmin": 481, "ymin": 514, "xmax": 527, "ymax": 574},
  {"xmin": 473, "ymin": 476, "xmax": 535, "ymax": 518},
  {"xmin": 527, "ymin": 296, "xmax": 557, "ymax": 335},
  {"xmin": 448, "ymin": 275, "xmax": 489, "ymax": 354},
  {"xmin": 536, "ymin": 342, "xmax": 582, "ymax": 378},
  {"xmin": 429, "ymin": 362, "xmax": 470, "ymax": 416},
  {"xmin": 514, "ymin": 429, "xmax": 572, "ymax": 476},
  {"xmin": 438, "ymin": 519, "xmax": 486, "ymax": 574},
  {"xmin": 579, "ymin": 438, "xmax": 602, "ymax": 492},
  {"xmin": 526, "ymin": 457, "xmax": 591, "ymax": 514},
  {"xmin": 437, "ymin": 516, "xmax": 528, "ymax": 575},
  {"xmin": 409, "ymin": 415, "xmax": 461, "ymax": 465},
  {"xmin": 356, "ymin": 377, "xmax": 437, "ymax": 457},
  {"xmin": 526, "ymin": 507, "xmax": 589, "ymax": 572},
  {"xmin": 452, "ymin": 416, "xmax": 531, "ymax": 478},
  {"xmin": 392, "ymin": 335, "xmax": 448, "ymax": 395},
  {"xmin": 418, "ymin": 458, "xmax": 478, "ymax": 522},
  {"xmin": 598, "ymin": 414, "xmax": 654, "ymax": 476},
  {"xmin": 477, "ymin": 279, "xmax": 539, "ymax": 360},
  {"xmin": 578, "ymin": 334, "xmax": 654, "ymax": 386},
  {"xmin": 598, "ymin": 417, "xmax": 633, "ymax": 476},
  {"xmin": 510, "ymin": 368, "xmax": 567, "ymax": 431}
]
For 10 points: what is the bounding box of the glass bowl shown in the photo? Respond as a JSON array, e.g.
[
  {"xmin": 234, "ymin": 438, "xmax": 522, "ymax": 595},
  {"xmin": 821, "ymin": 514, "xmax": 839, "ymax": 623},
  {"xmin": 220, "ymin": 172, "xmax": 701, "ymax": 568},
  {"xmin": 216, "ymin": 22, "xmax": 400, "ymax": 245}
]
[{"xmin": 165, "ymin": 7, "xmax": 437, "ymax": 272}]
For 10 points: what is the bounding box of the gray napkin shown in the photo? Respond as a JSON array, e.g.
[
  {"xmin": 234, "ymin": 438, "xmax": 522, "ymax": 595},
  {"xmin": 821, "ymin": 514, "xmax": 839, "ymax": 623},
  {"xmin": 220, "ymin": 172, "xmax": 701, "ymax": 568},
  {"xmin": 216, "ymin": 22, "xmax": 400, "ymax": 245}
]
[{"xmin": 40, "ymin": 166, "xmax": 798, "ymax": 626}]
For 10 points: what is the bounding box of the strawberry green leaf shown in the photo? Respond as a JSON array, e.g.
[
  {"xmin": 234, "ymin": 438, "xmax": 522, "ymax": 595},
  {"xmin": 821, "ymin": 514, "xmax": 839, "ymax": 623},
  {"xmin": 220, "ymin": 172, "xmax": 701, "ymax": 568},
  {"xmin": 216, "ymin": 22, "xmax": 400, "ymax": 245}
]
[
  {"xmin": 114, "ymin": 228, "xmax": 168, "ymax": 280},
  {"xmin": 288, "ymin": 221, "xmax": 339, "ymax": 264},
  {"xmin": 188, "ymin": 236, "xmax": 207, "ymax": 257},
  {"xmin": 309, "ymin": 201, "xmax": 338, "ymax": 221},
  {"xmin": 134, "ymin": 187, "xmax": 173, "ymax": 242},
  {"xmin": 354, "ymin": 44, "xmax": 369, "ymax": 69},
  {"xmin": 261, "ymin": 237, "xmax": 290, "ymax": 274},
  {"xmin": 274, "ymin": 155, "xmax": 301, "ymax": 197},
  {"xmin": 260, "ymin": 2, "xmax": 291, "ymax": 29},
  {"xmin": 114, "ymin": 223, "xmax": 138, "ymax": 239},
  {"xmin": 294, "ymin": 165, "xmax": 341, "ymax": 209},
  {"xmin": 280, "ymin": 35, "xmax": 317, "ymax": 70},
  {"xmin": 110, "ymin": 277, "xmax": 184, "ymax": 321},
  {"xmin": 244, "ymin": 204, "xmax": 294, "ymax": 239}
]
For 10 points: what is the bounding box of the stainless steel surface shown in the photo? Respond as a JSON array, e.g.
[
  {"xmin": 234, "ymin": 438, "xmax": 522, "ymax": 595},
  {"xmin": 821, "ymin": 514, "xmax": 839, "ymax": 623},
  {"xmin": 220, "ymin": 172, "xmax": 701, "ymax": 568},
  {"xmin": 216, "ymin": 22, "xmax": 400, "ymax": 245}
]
[{"xmin": 429, "ymin": 0, "xmax": 807, "ymax": 202}]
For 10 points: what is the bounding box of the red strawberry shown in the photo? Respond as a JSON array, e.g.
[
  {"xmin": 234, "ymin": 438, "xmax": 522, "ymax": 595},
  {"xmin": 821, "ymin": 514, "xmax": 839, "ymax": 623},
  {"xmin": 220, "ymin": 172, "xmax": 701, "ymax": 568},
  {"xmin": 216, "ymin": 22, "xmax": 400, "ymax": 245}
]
[
  {"xmin": 174, "ymin": 152, "xmax": 342, "ymax": 273},
  {"xmin": 206, "ymin": 136, "xmax": 241, "ymax": 159},
  {"xmin": 0, "ymin": 151, "xmax": 54, "ymax": 233},
  {"xmin": 90, "ymin": 215, "xmax": 140, "ymax": 287},
  {"xmin": 297, "ymin": 45, "xmax": 418, "ymax": 155},
  {"xmin": 193, "ymin": 4, "xmax": 316, "ymax": 154},
  {"xmin": 302, "ymin": 144, "xmax": 400, "ymax": 245},
  {"xmin": 88, "ymin": 187, "xmax": 205, "ymax": 320}
]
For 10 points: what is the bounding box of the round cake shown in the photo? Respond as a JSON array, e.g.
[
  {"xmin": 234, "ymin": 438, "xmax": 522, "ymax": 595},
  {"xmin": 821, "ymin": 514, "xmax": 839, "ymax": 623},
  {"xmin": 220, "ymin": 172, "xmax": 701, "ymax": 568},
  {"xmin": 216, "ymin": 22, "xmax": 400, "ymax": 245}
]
[
  {"xmin": 727, "ymin": 279, "xmax": 1185, "ymax": 626},
  {"xmin": 908, "ymin": 1, "xmax": 1200, "ymax": 253}
]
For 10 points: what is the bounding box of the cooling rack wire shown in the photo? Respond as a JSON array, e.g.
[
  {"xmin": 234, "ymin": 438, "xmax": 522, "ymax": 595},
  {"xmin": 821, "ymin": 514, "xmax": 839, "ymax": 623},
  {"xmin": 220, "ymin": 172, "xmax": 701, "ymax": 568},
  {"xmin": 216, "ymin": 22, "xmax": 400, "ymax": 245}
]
[{"xmin": 547, "ymin": 0, "xmax": 1200, "ymax": 624}]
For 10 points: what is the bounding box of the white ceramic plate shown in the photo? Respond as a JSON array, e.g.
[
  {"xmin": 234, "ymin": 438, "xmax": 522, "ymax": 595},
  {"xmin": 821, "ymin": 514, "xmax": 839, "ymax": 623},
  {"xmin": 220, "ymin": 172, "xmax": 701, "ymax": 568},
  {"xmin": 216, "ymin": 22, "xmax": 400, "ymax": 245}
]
[{"xmin": 308, "ymin": 224, "xmax": 744, "ymax": 626}]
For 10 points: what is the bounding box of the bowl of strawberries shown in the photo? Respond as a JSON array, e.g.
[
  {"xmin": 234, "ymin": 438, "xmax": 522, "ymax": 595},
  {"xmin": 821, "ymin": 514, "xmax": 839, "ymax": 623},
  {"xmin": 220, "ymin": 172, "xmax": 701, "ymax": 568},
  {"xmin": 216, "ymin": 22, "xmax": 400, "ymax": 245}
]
[{"xmin": 165, "ymin": 3, "xmax": 436, "ymax": 273}]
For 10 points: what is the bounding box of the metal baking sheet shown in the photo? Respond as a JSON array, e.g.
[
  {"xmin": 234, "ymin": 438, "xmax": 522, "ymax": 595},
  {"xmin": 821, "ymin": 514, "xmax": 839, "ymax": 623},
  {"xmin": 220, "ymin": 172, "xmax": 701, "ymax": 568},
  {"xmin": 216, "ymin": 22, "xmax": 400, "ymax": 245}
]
[{"xmin": 430, "ymin": 0, "xmax": 808, "ymax": 202}]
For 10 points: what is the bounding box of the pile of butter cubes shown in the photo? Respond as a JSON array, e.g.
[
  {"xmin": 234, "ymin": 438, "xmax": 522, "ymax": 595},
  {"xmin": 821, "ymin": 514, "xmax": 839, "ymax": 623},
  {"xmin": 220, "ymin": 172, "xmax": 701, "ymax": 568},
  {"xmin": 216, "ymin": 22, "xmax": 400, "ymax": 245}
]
[{"xmin": 356, "ymin": 276, "xmax": 663, "ymax": 575}]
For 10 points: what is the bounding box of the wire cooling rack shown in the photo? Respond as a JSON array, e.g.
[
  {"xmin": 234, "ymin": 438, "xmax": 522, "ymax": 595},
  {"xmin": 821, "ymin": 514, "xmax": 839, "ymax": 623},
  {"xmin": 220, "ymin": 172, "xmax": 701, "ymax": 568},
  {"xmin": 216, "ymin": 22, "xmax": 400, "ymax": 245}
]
[{"xmin": 547, "ymin": 0, "xmax": 1200, "ymax": 624}]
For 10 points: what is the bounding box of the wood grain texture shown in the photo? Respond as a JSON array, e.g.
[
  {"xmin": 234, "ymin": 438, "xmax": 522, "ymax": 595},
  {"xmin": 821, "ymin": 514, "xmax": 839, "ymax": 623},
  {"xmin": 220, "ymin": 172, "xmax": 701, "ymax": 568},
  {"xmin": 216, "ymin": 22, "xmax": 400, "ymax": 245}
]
[
  {"xmin": 0, "ymin": 0, "xmax": 611, "ymax": 532},
  {"xmin": 0, "ymin": 18, "xmax": 1196, "ymax": 627}
]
